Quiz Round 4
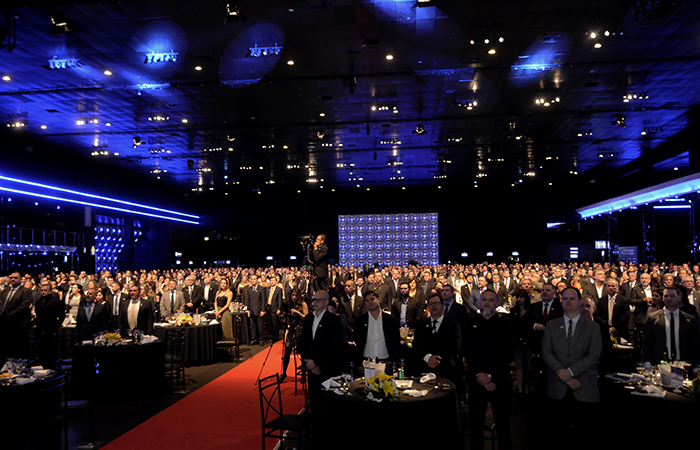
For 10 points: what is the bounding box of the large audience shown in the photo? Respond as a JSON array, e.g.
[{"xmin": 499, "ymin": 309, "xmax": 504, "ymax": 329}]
[{"xmin": 2, "ymin": 260, "xmax": 700, "ymax": 450}]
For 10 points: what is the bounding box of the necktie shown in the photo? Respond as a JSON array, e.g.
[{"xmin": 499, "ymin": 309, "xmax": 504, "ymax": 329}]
[
  {"xmin": 567, "ymin": 319, "xmax": 573, "ymax": 347},
  {"xmin": 608, "ymin": 297, "xmax": 614, "ymax": 326},
  {"xmin": 432, "ymin": 319, "xmax": 438, "ymax": 334},
  {"xmin": 86, "ymin": 302, "xmax": 93, "ymax": 321},
  {"xmin": 670, "ymin": 312, "xmax": 677, "ymax": 360},
  {"xmin": 114, "ymin": 294, "xmax": 120, "ymax": 315},
  {"xmin": 268, "ymin": 288, "xmax": 274, "ymax": 305},
  {"xmin": 444, "ymin": 302, "xmax": 450, "ymax": 316},
  {"xmin": 171, "ymin": 292, "xmax": 175, "ymax": 313},
  {"xmin": 543, "ymin": 303, "xmax": 548, "ymax": 322}
]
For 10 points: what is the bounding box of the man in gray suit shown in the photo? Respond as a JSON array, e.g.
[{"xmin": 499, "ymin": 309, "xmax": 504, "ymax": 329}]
[
  {"xmin": 541, "ymin": 286, "xmax": 602, "ymax": 446},
  {"xmin": 161, "ymin": 279, "xmax": 185, "ymax": 320}
]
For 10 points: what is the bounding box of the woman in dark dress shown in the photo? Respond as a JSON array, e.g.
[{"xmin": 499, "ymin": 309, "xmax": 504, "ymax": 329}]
[
  {"xmin": 509, "ymin": 288, "xmax": 531, "ymax": 395},
  {"xmin": 215, "ymin": 277, "xmax": 234, "ymax": 339},
  {"xmin": 280, "ymin": 288, "xmax": 308, "ymax": 381}
]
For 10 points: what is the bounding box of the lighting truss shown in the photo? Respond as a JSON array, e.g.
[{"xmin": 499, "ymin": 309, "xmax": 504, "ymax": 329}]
[{"xmin": 576, "ymin": 171, "xmax": 700, "ymax": 219}]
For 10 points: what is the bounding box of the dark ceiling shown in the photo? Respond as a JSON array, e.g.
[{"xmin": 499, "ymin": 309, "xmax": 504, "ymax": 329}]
[{"xmin": 1, "ymin": 0, "xmax": 698, "ymax": 201}]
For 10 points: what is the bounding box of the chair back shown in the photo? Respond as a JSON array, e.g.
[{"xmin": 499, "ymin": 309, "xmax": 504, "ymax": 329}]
[
  {"xmin": 258, "ymin": 373, "xmax": 284, "ymax": 426},
  {"xmin": 165, "ymin": 328, "xmax": 186, "ymax": 362}
]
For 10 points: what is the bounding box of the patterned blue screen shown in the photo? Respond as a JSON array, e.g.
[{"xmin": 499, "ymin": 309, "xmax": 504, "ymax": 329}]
[{"xmin": 338, "ymin": 213, "xmax": 439, "ymax": 266}]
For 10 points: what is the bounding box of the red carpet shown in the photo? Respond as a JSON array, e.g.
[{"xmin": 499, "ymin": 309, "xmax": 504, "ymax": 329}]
[{"xmin": 102, "ymin": 341, "xmax": 305, "ymax": 450}]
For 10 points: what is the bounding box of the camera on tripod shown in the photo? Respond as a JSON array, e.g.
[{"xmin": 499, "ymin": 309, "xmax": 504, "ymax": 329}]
[{"xmin": 299, "ymin": 234, "xmax": 315, "ymax": 252}]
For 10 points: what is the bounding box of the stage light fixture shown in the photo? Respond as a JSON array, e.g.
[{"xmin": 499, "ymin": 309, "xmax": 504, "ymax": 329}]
[
  {"xmin": 316, "ymin": 129, "xmax": 326, "ymax": 139},
  {"xmin": 225, "ymin": 2, "xmax": 247, "ymax": 24},
  {"xmin": 412, "ymin": 124, "xmax": 427, "ymax": 135},
  {"xmin": 50, "ymin": 11, "xmax": 72, "ymax": 34},
  {"xmin": 611, "ymin": 114, "xmax": 626, "ymax": 127}
]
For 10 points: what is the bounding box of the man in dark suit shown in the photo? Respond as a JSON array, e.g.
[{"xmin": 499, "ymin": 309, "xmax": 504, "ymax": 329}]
[
  {"xmin": 412, "ymin": 293, "xmax": 461, "ymax": 383},
  {"xmin": 679, "ymin": 275, "xmax": 700, "ymax": 319},
  {"xmin": 542, "ymin": 287, "xmax": 602, "ymax": 445},
  {"xmin": 643, "ymin": 285, "xmax": 700, "ymax": 366},
  {"xmin": 465, "ymin": 289, "xmax": 514, "ymax": 450},
  {"xmin": 339, "ymin": 280, "xmax": 365, "ymax": 338},
  {"xmin": 298, "ymin": 290, "xmax": 343, "ymax": 399},
  {"xmin": 119, "ymin": 284, "xmax": 154, "ymax": 336},
  {"xmin": 417, "ymin": 271, "xmax": 436, "ymax": 297},
  {"xmin": 488, "ymin": 273, "xmax": 509, "ymax": 307},
  {"xmin": 307, "ymin": 234, "xmax": 329, "ymax": 291},
  {"xmin": 468, "ymin": 275, "xmax": 489, "ymax": 313},
  {"xmin": 107, "ymin": 280, "xmax": 127, "ymax": 330},
  {"xmin": 353, "ymin": 290, "xmax": 401, "ymax": 365},
  {"xmin": 77, "ymin": 287, "xmax": 110, "ymax": 341},
  {"xmin": 265, "ymin": 275, "xmax": 284, "ymax": 341},
  {"xmin": 181, "ymin": 275, "xmax": 203, "ymax": 314},
  {"xmin": 521, "ymin": 282, "xmax": 563, "ymax": 357},
  {"xmin": 35, "ymin": 283, "xmax": 66, "ymax": 367},
  {"xmin": 0, "ymin": 271, "xmax": 34, "ymax": 358},
  {"xmin": 503, "ymin": 270, "xmax": 518, "ymax": 298},
  {"xmin": 619, "ymin": 270, "xmax": 638, "ymax": 299},
  {"xmin": 390, "ymin": 282, "xmax": 423, "ymax": 330},
  {"xmin": 595, "ymin": 278, "xmax": 630, "ymax": 341},
  {"xmin": 582, "ymin": 268, "xmax": 607, "ymax": 303},
  {"xmin": 246, "ymin": 274, "xmax": 265, "ymax": 345}
]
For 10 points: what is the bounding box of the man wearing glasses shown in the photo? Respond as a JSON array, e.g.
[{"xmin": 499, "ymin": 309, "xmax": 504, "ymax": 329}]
[
  {"xmin": 413, "ymin": 293, "xmax": 461, "ymax": 383},
  {"xmin": 0, "ymin": 272, "xmax": 33, "ymax": 359}
]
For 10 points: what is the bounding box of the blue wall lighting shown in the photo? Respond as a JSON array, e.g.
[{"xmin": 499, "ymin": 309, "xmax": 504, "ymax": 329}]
[
  {"xmin": 577, "ymin": 172, "xmax": 700, "ymax": 219},
  {"xmin": 0, "ymin": 174, "xmax": 199, "ymax": 224},
  {"xmin": 338, "ymin": 213, "xmax": 439, "ymax": 266}
]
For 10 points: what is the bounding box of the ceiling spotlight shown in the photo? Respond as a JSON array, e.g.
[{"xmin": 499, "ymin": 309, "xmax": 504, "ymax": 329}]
[
  {"xmin": 50, "ymin": 11, "xmax": 72, "ymax": 34},
  {"xmin": 133, "ymin": 136, "xmax": 144, "ymax": 147},
  {"xmin": 611, "ymin": 114, "xmax": 626, "ymax": 127},
  {"xmin": 225, "ymin": 2, "xmax": 247, "ymax": 24},
  {"xmin": 412, "ymin": 124, "xmax": 427, "ymax": 135},
  {"xmin": 415, "ymin": 0, "xmax": 434, "ymax": 6},
  {"xmin": 316, "ymin": 128, "xmax": 326, "ymax": 139}
]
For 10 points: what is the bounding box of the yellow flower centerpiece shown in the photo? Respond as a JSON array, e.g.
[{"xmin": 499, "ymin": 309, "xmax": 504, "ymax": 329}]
[
  {"xmin": 176, "ymin": 313, "xmax": 195, "ymax": 327},
  {"xmin": 95, "ymin": 332, "xmax": 123, "ymax": 346},
  {"xmin": 363, "ymin": 372, "xmax": 398, "ymax": 402}
]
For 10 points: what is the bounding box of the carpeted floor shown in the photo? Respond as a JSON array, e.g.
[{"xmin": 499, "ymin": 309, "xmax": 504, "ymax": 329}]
[{"xmin": 91, "ymin": 341, "xmax": 304, "ymax": 450}]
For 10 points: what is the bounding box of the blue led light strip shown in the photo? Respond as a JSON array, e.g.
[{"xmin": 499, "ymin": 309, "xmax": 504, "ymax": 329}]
[
  {"xmin": 0, "ymin": 187, "xmax": 199, "ymax": 225},
  {"xmin": 0, "ymin": 175, "xmax": 199, "ymax": 219},
  {"xmin": 577, "ymin": 172, "xmax": 700, "ymax": 219}
]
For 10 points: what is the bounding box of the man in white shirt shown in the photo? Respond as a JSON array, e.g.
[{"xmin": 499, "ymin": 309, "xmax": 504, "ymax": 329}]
[
  {"xmin": 643, "ymin": 285, "xmax": 700, "ymax": 366},
  {"xmin": 353, "ymin": 291, "xmax": 400, "ymax": 365}
]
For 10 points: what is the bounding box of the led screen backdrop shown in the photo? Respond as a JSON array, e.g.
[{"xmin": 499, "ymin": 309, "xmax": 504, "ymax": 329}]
[{"xmin": 338, "ymin": 213, "xmax": 439, "ymax": 266}]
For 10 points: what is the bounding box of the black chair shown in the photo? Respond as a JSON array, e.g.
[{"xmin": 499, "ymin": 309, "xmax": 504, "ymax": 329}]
[
  {"xmin": 258, "ymin": 373, "xmax": 310, "ymax": 450},
  {"xmin": 292, "ymin": 348, "xmax": 307, "ymax": 400},
  {"xmin": 164, "ymin": 328, "xmax": 187, "ymax": 393},
  {"xmin": 216, "ymin": 337, "xmax": 240, "ymax": 362}
]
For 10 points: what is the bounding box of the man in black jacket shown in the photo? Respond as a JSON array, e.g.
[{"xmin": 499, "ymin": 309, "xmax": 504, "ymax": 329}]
[
  {"xmin": 35, "ymin": 283, "xmax": 66, "ymax": 367},
  {"xmin": 307, "ymin": 234, "xmax": 329, "ymax": 291}
]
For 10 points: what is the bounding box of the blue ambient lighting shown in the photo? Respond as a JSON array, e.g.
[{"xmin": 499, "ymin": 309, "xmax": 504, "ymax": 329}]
[
  {"xmin": 0, "ymin": 175, "xmax": 199, "ymax": 223},
  {"xmin": 577, "ymin": 172, "xmax": 700, "ymax": 219},
  {"xmin": 0, "ymin": 186, "xmax": 199, "ymax": 225},
  {"xmin": 653, "ymin": 205, "xmax": 691, "ymax": 210}
]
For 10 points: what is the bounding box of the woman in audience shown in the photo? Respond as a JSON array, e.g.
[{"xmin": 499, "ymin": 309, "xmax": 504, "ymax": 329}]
[
  {"xmin": 65, "ymin": 283, "xmax": 84, "ymax": 319},
  {"xmin": 280, "ymin": 288, "xmax": 307, "ymax": 381},
  {"xmin": 648, "ymin": 287, "xmax": 665, "ymax": 313},
  {"xmin": 215, "ymin": 277, "xmax": 234, "ymax": 339},
  {"xmin": 509, "ymin": 288, "xmax": 531, "ymax": 395},
  {"xmin": 454, "ymin": 271, "xmax": 467, "ymax": 303}
]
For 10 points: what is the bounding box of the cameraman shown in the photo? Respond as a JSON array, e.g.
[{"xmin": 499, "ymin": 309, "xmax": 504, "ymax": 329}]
[{"xmin": 307, "ymin": 234, "xmax": 329, "ymax": 292}]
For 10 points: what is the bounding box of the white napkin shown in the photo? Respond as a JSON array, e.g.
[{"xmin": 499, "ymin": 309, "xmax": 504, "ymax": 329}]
[
  {"xmin": 403, "ymin": 389, "xmax": 429, "ymax": 397},
  {"xmin": 141, "ymin": 335, "xmax": 159, "ymax": 344},
  {"xmin": 33, "ymin": 369, "xmax": 51, "ymax": 377},
  {"xmin": 394, "ymin": 380, "xmax": 413, "ymax": 389},
  {"xmin": 81, "ymin": 340, "xmax": 93, "ymax": 345},
  {"xmin": 631, "ymin": 385, "xmax": 666, "ymax": 397},
  {"xmin": 1, "ymin": 362, "xmax": 11, "ymax": 372},
  {"xmin": 14, "ymin": 377, "xmax": 34, "ymax": 385},
  {"xmin": 30, "ymin": 365, "xmax": 44, "ymax": 370},
  {"xmin": 209, "ymin": 319, "xmax": 219, "ymax": 325},
  {"xmin": 322, "ymin": 378, "xmax": 341, "ymax": 389},
  {"xmin": 420, "ymin": 373, "xmax": 436, "ymax": 384}
]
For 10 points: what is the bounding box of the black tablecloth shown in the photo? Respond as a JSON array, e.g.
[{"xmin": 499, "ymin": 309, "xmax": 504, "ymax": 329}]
[
  {"xmin": 314, "ymin": 376, "xmax": 461, "ymax": 449},
  {"xmin": 232, "ymin": 311, "xmax": 251, "ymax": 345},
  {"xmin": 71, "ymin": 341, "xmax": 165, "ymax": 399},
  {"xmin": 154, "ymin": 323, "xmax": 219, "ymax": 365}
]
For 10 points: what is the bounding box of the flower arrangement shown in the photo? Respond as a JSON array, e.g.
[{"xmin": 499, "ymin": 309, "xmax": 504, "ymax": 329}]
[
  {"xmin": 683, "ymin": 376, "xmax": 700, "ymax": 398},
  {"xmin": 363, "ymin": 372, "xmax": 398, "ymax": 402},
  {"xmin": 399, "ymin": 332, "xmax": 413, "ymax": 348},
  {"xmin": 176, "ymin": 314, "xmax": 195, "ymax": 327},
  {"xmin": 95, "ymin": 332, "xmax": 123, "ymax": 346}
]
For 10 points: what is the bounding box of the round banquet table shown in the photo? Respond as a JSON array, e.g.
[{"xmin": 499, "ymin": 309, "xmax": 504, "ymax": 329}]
[
  {"xmin": 314, "ymin": 376, "xmax": 461, "ymax": 449},
  {"xmin": 71, "ymin": 341, "xmax": 165, "ymax": 399},
  {"xmin": 602, "ymin": 375, "xmax": 698, "ymax": 447},
  {"xmin": 154, "ymin": 322, "xmax": 220, "ymax": 365}
]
